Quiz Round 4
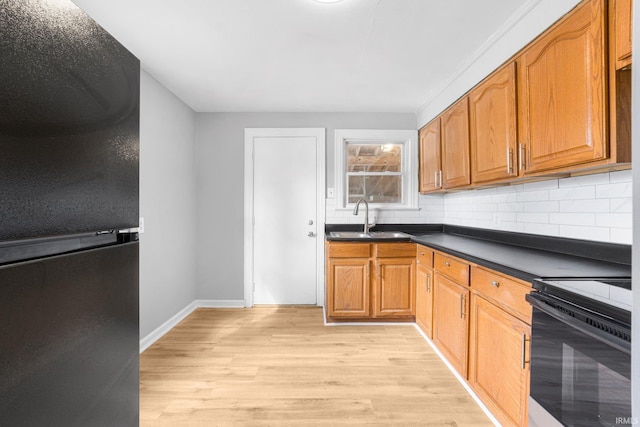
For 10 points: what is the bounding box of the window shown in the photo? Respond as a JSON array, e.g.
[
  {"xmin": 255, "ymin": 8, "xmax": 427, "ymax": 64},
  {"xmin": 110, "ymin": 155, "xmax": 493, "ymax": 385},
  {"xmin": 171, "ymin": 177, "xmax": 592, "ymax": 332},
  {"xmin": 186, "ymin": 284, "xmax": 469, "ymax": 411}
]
[{"xmin": 335, "ymin": 129, "xmax": 418, "ymax": 209}]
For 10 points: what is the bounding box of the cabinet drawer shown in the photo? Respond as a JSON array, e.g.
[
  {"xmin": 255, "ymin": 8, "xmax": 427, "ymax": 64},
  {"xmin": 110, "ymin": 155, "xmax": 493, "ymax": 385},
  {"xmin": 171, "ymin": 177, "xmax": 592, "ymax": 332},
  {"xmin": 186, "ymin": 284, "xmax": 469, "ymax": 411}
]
[
  {"xmin": 416, "ymin": 245, "xmax": 434, "ymax": 268},
  {"xmin": 434, "ymin": 252, "xmax": 469, "ymax": 285},
  {"xmin": 327, "ymin": 242, "xmax": 370, "ymax": 258},
  {"xmin": 376, "ymin": 243, "xmax": 416, "ymax": 258},
  {"xmin": 471, "ymin": 266, "xmax": 532, "ymax": 323}
]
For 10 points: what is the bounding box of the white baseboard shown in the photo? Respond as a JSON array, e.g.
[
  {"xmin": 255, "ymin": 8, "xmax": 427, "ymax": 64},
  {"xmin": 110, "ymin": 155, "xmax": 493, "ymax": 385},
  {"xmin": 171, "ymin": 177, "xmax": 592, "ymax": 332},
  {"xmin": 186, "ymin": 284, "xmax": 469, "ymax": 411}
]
[
  {"xmin": 140, "ymin": 301, "xmax": 198, "ymax": 353},
  {"xmin": 139, "ymin": 299, "xmax": 247, "ymax": 353},
  {"xmin": 412, "ymin": 324, "xmax": 501, "ymax": 427}
]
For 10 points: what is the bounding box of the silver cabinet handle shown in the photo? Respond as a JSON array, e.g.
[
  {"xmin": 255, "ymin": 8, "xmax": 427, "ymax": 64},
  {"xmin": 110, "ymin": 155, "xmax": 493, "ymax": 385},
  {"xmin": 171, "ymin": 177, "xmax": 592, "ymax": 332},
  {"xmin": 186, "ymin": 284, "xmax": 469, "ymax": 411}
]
[
  {"xmin": 434, "ymin": 171, "xmax": 439, "ymax": 189},
  {"xmin": 308, "ymin": 231, "xmax": 315, "ymax": 237},
  {"xmin": 506, "ymin": 147, "xmax": 513, "ymax": 174},
  {"xmin": 491, "ymin": 280, "xmax": 500, "ymax": 288},
  {"xmin": 459, "ymin": 293, "xmax": 463, "ymax": 319},
  {"xmin": 519, "ymin": 143, "xmax": 526, "ymax": 171},
  {"xmin": 521, "ymin": 333, "xmax": 529, "ymax": 369},
  {"xmin": 439, "ymin": 170, "xmax": 443, "ymax": 189},
  {"xmin": 426, "ymin": 272, "xmax": 430, "ymax": 292}
]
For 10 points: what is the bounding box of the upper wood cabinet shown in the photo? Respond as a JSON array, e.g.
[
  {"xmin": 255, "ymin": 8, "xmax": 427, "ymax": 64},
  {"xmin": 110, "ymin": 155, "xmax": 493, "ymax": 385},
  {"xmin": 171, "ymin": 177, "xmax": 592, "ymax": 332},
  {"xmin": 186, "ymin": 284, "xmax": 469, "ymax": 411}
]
[
  {"xmin": 469, "ymin": 62, "xmax": 518, "ymax": 184},
  {"xmin": 517, "ymin": 0, "xmax": 607, "ymax": 175},
  {"xmin": 612, "ymin": 0, "xmax": 632, "ymax": 70},
  {"xmin": 418, "ymin": 119, "xmax": 442, "ymax": 193},
  {"xmin": 441, "ymin": 98, "xmax": 471, "ymax": 189},
  {"xmin": 609, "ymin": 0, "xmax": 633, "ymax": 165},
  {"xmin": 418, "ymin": 0, "xmax": 631, "ymax": 191}
]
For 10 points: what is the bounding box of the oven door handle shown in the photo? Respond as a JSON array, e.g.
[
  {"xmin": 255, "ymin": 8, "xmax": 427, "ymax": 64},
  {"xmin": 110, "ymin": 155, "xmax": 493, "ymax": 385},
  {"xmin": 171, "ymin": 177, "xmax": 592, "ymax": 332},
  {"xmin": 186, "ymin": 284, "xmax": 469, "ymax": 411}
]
[{"xmin": 526, "ymin": 293, "xmax": 631, "ymax": 355}]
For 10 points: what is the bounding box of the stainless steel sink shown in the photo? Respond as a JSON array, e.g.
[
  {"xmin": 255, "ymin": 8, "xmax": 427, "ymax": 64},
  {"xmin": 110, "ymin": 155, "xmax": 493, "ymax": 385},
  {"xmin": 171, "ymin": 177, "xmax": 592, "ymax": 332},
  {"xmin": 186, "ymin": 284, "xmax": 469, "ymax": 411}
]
[
  {"xmin": 328, "ymin": 231, "xmax": 411, "ymax": 240},
  {"xmin": 328, "ymin": 231, "xmax": 372, "ymax": 239},
  {"xmin": 368, "ymin": 231, "xmax": 411, "ymax": 239}
]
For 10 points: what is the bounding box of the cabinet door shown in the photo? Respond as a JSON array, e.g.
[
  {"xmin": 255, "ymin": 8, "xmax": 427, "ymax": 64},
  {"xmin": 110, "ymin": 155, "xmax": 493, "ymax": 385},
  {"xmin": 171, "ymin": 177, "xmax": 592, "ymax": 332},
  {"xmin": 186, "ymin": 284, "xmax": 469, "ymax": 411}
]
[
  {"xmin": 418, "ymin": 119, "xmax": 442, "ymax": 193},
  {"xmin": 415, "ymin": 264, "xmax": 434, "ymax": 338},
  {"xmin": 469, "ymin": 62, "xmax": 518, "ymax": 184},
  {"xmin": 432, "ymin": 272, "xmax": 469, "ymax": 377},
  {"xmin": 326, "ymin": 258, "xmax": 370, "ymax": 318},
  {"xmin": 373, "ymin": 258, "xmax": 416, "ymax": 318},
  {"xmin": 517, "ymin": 0, "xmax": 607, "ymax": 174},
  {"xmin": 613, "ymin": 0, "xmax": 632, "ymax": 70},
  {"xmin": 469, "ymin": 294, "xmax": 530, "ymax": 427},
  {"xmin": 441, "ymin": 97, "xmax": 471, "ymax": 189}
]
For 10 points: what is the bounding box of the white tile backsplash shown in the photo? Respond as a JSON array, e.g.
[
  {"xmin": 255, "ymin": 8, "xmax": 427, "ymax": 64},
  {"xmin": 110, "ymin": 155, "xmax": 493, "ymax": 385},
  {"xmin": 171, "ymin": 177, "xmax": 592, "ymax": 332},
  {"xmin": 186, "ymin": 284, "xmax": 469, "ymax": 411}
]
[
  {"xmin": 440, "ymin": 171, "xmax": 631, "ymax": 244},
  {"xmin": 325, "ymin": 193, "xmax": 445, "ymax": 225},
  {"xmin": 326, "ymin": 171, "xmax": 632, "ymax": 245},
  {"xmin": 549, "ymin": 212, "xmax": 595, "ymax": 226},
  {"xmin": 549, "ymin": 186, "xmax": 596, "ymax": 201},
  {"xmin": 596, "ymin": 182, "xmax": 632, "ymax": 198}
]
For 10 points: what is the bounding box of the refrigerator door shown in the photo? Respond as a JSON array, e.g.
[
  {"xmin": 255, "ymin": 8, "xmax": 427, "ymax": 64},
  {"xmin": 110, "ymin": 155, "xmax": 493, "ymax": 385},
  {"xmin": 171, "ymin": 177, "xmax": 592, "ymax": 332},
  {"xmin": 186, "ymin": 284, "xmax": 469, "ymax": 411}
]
[
  {"xmin": 0, "ymin": 242, "xmax": 139, "ymax": 426},
  {"xmin": 0, "ymin": 0, "xmax": 139, "ymax": 242}
]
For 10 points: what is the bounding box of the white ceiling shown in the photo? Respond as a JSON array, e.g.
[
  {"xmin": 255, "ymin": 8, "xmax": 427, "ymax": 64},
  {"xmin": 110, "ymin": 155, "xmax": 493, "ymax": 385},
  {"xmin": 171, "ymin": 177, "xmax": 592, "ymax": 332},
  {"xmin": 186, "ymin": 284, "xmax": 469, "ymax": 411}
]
[{"xmin": 71, "ymin": 0, "xmax": 531, "ymax": 113}]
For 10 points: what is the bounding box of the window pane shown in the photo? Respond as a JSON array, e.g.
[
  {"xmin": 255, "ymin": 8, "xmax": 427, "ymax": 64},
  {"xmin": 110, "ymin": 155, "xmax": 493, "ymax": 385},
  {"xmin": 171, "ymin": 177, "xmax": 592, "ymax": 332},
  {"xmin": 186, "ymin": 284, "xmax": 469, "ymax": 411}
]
[
  {"xmin": 346, "ymin": 143, "xmax": 401, "ymax": 172},
  {"xmin": 348, "ymin": 175, "xmax": 401, "ymax": 204}
]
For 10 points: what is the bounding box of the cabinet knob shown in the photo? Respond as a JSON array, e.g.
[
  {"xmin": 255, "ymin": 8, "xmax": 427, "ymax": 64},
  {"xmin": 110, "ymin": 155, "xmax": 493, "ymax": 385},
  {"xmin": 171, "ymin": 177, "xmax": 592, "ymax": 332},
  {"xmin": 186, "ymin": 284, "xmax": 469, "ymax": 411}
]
[
  {"xmin": 308, "ymin": 231, "xmax": 315, "ymax": 237},
  {"xmin": 445, "ymin": 261, "xmax": 451, "ymax": 267},
  {"xmin": 491, "ymin": 280, "xmax": 500, "ymax": 288}
]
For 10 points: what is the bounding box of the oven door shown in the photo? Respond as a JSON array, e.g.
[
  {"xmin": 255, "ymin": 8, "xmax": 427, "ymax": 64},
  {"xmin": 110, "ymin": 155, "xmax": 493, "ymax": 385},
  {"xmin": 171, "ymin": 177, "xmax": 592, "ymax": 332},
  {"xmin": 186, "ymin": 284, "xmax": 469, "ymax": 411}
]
[{"xmin": 526, "ymin": 293, "xmax": 631, "ymax": 427}]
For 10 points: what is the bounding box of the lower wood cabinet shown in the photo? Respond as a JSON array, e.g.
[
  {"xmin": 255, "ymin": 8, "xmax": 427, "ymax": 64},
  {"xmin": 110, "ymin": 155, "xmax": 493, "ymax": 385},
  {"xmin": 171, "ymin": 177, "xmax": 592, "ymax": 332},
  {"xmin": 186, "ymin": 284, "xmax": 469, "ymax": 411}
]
[
  {"xmin": 325, "ymin": 241, "xmax": 415, "ymax": 321},
  {"xmin": 374, "ymin": 257, "xmax": 416, "ymax": 318},
  {"xmin": 432, "ymin": 272, "xmax": 470, "ymax": 377},
  {"xmin": 415, "ymin": 244, "xmax": 435, "ymax": 338},
  {"xmin": 468, "ymin": 294, "xmax": 531, "ymax": 427},
  {"xmin": 415, "ymin": 264, "xmax": 434, "ymax": 338},
  {"xmin": 326, "ymin": 257, "xmax": 370, "ymax": 318},
  {"xmin": 328, "ymin": 240, "xmax": 533, "ymax": 425}
]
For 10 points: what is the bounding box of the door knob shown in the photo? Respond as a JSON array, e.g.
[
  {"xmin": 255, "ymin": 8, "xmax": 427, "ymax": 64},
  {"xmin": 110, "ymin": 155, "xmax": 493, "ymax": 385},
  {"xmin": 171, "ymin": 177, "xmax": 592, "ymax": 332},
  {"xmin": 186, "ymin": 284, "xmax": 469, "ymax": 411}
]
[
  {"xmin": 308, "ymin": 231, "xmax": 315, "ymax": 237},
  {"xmin": 308, "ymin": 220, "xmax": 314, "ymax": 225}
]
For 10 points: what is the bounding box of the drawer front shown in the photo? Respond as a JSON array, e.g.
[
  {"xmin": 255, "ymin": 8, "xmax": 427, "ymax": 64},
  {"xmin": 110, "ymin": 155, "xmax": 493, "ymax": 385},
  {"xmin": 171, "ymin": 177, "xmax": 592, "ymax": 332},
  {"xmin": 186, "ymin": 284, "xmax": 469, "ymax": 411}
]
[
  {"xmin": 416, "ymin": 245, "xmax": 434, "ymax": 268},
  {"xmin": 376, "ymin": 243, "xmax": 416, "ymax": 258},
  {"xmin": 434, "ymin": 252, "xmax": 469, "ymax": 285},
  {"xmin": 327, "ymin": 242, "xmax": 370, "ymax": 258},
  {"xmin": 471, "ymin": 266, "xmax": 532, "ymax": 323}
]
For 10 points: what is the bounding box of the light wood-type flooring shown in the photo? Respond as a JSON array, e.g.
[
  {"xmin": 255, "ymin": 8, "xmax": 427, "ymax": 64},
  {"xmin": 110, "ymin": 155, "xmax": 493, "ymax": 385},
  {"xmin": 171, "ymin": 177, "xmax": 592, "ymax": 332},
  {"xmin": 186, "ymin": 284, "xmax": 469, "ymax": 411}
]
[{"xmin": 140, "ymin": 306, "xmax": 493, "ymax": 426}]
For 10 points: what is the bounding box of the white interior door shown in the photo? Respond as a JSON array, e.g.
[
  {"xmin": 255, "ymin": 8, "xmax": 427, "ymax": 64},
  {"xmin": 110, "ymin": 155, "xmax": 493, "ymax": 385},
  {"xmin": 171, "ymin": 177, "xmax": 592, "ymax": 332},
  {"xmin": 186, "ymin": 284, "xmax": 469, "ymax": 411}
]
[{"xmin": 252, "ymin": 135, "xmax": 319, "ymax": 305}]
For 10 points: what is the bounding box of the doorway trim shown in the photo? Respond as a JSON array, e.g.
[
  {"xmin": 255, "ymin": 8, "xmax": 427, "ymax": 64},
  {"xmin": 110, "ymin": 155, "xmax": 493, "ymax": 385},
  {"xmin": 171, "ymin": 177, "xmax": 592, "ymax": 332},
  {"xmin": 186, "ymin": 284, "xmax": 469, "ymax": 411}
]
[{"xmin": 244, "ymin": 128, "xmax": 326, "ymax": 308}]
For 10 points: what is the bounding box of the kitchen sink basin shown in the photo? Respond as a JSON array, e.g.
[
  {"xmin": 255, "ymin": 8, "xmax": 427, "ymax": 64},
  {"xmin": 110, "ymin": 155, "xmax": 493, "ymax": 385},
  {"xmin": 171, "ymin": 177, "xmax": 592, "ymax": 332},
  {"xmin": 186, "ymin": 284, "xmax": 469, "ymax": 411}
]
[
  {"xmin": 368, "ymin": 232, "xmax": 411, "ymax": 238},
  {"xmin": 328, "ymin": 231, "xmax": 372, "ymax": 239},
  {"xmin": 328, "ymin": 231, "xmax": 411, "ymax": 240}
]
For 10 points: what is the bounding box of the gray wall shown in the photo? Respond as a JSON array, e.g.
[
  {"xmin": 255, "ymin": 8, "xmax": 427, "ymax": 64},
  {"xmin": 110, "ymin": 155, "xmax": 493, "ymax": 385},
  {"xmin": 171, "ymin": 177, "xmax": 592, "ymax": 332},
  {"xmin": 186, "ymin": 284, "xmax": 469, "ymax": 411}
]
[
  {"xmin": 139, "ymin": 70, "xmax": 197, "ymax": 338},
  {"xmin": 195, "ymin": 112, "xmax": 417, "ymax": 300}
]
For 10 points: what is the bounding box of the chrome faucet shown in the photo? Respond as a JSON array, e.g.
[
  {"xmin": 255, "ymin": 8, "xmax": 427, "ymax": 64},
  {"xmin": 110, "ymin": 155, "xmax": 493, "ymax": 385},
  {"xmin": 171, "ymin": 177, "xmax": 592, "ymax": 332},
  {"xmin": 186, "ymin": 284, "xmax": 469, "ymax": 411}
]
[{"xmin": 353, "ymin": 198, "xmax": 376, "ymax": 233}]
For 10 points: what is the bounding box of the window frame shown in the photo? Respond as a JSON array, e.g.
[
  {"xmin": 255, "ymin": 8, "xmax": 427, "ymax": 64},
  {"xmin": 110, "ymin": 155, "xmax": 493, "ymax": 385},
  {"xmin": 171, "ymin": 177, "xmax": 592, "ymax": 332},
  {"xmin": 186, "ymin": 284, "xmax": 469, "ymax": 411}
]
[{"xmin": 335, "ymin": 129, "xmax": 418, "ymax": 210}]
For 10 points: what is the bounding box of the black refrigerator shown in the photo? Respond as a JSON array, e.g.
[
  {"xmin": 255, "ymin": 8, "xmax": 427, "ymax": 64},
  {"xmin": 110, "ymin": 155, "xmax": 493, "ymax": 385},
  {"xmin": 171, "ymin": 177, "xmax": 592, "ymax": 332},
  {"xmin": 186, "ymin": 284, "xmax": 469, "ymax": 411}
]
[{"xmin": 0, "ymin": 1, "xmax": 140, "ymax": 425}]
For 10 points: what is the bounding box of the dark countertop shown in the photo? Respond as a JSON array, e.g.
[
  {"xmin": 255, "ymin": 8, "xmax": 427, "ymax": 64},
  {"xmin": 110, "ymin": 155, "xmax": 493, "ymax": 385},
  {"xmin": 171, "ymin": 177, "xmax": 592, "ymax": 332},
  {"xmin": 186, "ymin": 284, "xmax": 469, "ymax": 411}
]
[
  {"xmin": 411, "ymin": 233, "xmax": 631, "ymax": 282},
  {"xmin": 325, "ymin": 224, "xmax": 631, "ymax": 283}
]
